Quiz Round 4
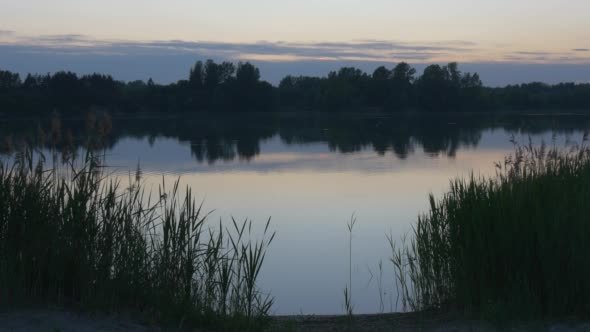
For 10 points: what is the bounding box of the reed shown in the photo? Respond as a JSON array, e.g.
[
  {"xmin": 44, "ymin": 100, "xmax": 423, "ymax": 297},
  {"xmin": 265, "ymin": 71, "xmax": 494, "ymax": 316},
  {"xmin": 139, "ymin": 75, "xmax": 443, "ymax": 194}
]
[
  {"xmin": 392, "ymin": 139, "xmax": 590, "ymax": 319},
  {"xmin": 343, "ymin": 214, "xmax": 356, "ymax": 318},
  {"xmin": 0, "ymin": 148, "xmax": 274, "ymax": 330}
]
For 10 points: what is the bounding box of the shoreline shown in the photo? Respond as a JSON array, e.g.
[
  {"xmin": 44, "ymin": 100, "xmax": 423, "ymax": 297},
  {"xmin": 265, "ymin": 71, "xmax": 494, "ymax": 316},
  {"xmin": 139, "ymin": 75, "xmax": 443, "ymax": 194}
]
[{"xmin": 3, "ymin": 308, "xmax": 590, "ymax": 331}]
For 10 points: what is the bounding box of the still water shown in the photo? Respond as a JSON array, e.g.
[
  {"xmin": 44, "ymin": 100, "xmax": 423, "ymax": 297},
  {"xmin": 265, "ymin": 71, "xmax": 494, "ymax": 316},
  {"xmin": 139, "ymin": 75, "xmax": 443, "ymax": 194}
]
[{"xmin": 1, "ymin": 113, "xmax": 589, "ymax": 315}]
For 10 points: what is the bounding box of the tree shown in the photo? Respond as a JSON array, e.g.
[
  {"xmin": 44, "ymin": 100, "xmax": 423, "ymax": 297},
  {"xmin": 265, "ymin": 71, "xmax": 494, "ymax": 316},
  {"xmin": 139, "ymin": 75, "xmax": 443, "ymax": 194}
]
[
  {"xmin": 236, "ymin": 62, "xmax": 260, "ymax": 85},
  {"xmin": 368, "ymin": 66, "xmax": 392, "ymax": 107},
  {"xmin": 460, "ymin": 72, "xmax": 484, "ymax": 110},
  {"xmin": 390, "ymin": 62, "xmax": 417, "ymax": 110},
  {"xmin": 203, "ymin": 60, "xmax": 235, "ymax": 90},
  {"xmin": 391, "ymin": 62, "xmax": 416, "ymax": 84},
  {"xmin": 278, "ymin": 75, "xmax": 323, "ymax": 109},
  {"xmin": 322, "ymin": 67, "xmax": 369, "ymax": 110},
  {"xmin": 416, "ymin": 64, "xmax": 450, "ymax": 111},
  {"xmin": 0, "ymin": 70, "xmax": 21, "ymax": 90},
  {"xmin": 189, "ymin": 61, "xmax": 204, "ymax": 88},
  {"xmin": 447, "ymin": 62, "xmax": 461, "ymax": 87},
  {"xmin": 232, "ymin": 62, "xmax": 262, "ymax": 110}
]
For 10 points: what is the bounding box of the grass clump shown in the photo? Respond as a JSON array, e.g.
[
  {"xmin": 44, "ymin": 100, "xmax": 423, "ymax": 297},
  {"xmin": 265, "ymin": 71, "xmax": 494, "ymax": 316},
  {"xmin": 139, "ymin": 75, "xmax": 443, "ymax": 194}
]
[
  {"xmin": 0, "ymin": 148, "xmax": 274, "ymax": 330},
  {"xmin": 393, "ymin": 140, "xmax": 590, "ymax": 319}
]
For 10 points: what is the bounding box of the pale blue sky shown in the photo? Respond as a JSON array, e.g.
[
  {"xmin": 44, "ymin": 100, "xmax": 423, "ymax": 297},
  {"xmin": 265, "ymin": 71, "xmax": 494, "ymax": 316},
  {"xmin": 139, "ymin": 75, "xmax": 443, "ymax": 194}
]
[{"xmin": 1, "ymin": 0, "xmax": 589, "ymax": 84}]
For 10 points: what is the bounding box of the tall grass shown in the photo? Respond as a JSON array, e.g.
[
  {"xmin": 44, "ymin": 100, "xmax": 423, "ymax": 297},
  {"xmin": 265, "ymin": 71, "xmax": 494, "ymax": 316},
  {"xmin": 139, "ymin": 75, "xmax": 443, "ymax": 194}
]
[
  {"xmin": 392, "ymin": 139, "xmax": 590, "ymax": 319},
  {"xmin": 343, "ymin": 214, "xmax": 356, "ymax": 318},
  {"xmin": 0, "ymin": 147, "xmax": 274, "ymax": 330}
]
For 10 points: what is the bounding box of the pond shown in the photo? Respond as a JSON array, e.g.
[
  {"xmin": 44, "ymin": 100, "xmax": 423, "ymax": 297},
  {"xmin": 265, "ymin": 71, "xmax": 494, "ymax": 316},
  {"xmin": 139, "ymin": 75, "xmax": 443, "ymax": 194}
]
[{"xmin": 1, "ymin": 112, "xmax": 589, "ymax": 315}]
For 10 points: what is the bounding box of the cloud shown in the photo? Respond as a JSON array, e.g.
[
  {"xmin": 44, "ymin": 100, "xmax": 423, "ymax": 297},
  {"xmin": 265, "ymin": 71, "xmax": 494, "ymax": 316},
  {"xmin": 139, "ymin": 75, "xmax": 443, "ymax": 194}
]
[
  {"xmin": 1, "ymin": 30, "xmax": 589, "ymax": 66},
  {"xmin": 2, "ymin": 31, "xmax": 588, "ymax": 65},
  {"xmin": 0, "ymin": 32, "xmax": 476, "ymax": 63},
  {"xmin": 501, "ymin": 50, "xmax": 590, "ymax": 64},
  {"xmin": 514, "ymin": 51, "xmax": 556, "ymax": 56}
]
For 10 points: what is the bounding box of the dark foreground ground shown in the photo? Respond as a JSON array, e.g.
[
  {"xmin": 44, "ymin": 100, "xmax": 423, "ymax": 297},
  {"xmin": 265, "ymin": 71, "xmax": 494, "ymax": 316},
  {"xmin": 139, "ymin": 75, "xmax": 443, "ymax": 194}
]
[
  {"xmin": 269, "ymin": 312, "xmax": 590, "ymax": 332},
  {"xmin": 0, "ymin": 309, "xmax": 148, "ymax": 332},
  {"xmin": 2, "ymin": 310, "xmax": 590, "ymax": 332}
]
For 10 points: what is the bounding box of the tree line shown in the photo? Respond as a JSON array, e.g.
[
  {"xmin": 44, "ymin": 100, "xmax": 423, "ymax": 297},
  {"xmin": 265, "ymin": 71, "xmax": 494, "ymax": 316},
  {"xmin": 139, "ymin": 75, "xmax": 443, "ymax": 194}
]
[{"xmin": 1, "ymin": 60, "xmax": 589, "ymax": 113}]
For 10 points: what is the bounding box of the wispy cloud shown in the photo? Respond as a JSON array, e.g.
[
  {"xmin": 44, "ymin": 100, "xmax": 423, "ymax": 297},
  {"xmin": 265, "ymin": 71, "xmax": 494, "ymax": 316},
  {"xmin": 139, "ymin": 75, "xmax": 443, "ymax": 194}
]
[
  {"xmin": 1, "ymin": 31, "xmax": 589, "ymax": 64},
  {"xmin": 0, "ymin": 32, "xmax": 475, "ymax": 63},
  {"xmin": 514, "ymin": 51, "xmax": 557, "ymax": 56},
  {"xmin": 499, "ymin": 49, "xmax": 590, "ymax": 64}
]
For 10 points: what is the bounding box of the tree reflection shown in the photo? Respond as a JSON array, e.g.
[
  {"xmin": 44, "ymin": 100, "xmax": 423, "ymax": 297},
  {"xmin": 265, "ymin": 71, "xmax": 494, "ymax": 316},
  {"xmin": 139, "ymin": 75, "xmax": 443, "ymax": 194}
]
[{"xmin": 1, "ymin": 113, "xmax": 589, "ymax": 164}]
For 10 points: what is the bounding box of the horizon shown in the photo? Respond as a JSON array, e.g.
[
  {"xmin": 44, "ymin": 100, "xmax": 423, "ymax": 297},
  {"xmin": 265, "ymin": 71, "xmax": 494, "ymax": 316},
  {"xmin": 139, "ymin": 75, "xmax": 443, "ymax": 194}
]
[
  {"xmin": 1, "ymin": 42, "xmax": 590, "ymax": 87},
  {"xmin": 1, "ymin": 0, "xmax": 589, "ymax": 86}
]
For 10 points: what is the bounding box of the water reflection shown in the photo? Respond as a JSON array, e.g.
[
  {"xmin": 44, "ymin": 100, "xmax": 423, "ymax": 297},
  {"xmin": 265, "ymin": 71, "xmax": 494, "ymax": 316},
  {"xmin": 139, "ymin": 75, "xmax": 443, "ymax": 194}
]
[{"xmin": 1, "ymin": 113, "xmax": 588, "ymax": 166}]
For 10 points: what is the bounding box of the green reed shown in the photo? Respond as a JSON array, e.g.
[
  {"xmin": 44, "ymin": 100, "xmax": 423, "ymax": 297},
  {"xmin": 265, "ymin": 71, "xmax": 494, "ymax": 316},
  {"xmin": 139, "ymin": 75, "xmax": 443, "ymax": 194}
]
[
  {"xmin": 392, "ymin": 139, "xmax": 590, "ymax": 319},
  {"xmin": 0, "ymin": 148, "xmax": 274, "ymax": 330}
]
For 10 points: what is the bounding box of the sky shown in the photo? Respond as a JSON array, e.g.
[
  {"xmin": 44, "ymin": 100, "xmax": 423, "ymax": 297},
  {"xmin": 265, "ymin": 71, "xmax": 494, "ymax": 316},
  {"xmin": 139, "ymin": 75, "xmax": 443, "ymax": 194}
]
[{"xmin": 1, "ymin": 0, "xmax": 589, "ymax": 85}]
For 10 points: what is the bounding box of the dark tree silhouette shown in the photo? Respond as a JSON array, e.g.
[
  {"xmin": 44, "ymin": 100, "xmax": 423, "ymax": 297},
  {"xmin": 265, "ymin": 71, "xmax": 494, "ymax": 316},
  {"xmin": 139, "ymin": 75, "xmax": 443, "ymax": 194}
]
[{"xmin": 0, "ymin": 61, "xmax": 589, "ymax": 113}]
